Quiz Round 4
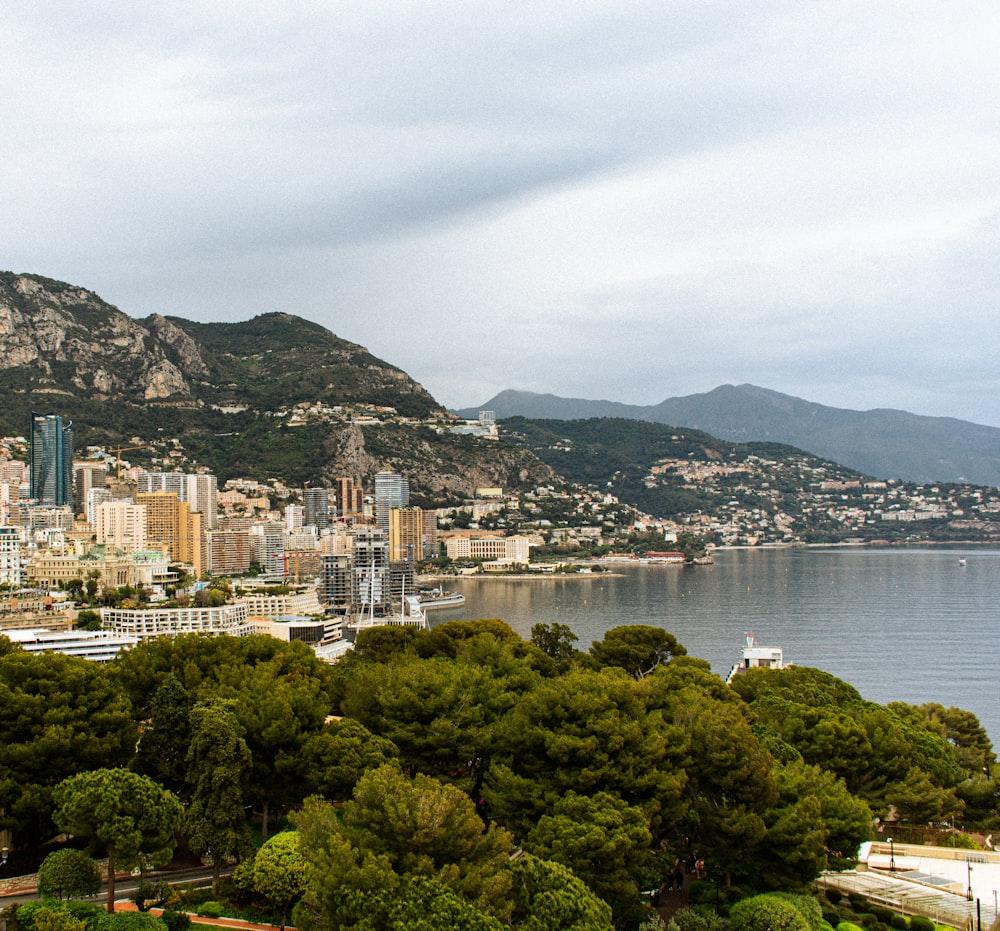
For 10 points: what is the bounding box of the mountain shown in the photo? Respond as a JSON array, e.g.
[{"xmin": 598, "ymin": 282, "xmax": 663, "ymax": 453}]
[
  {"xmin": 460, "ymin": 385, "xmax": 1000, "ymax": 485},
  {"xmin": 0, "ymin": 271, "xmax": 553, "ymax": 498}
]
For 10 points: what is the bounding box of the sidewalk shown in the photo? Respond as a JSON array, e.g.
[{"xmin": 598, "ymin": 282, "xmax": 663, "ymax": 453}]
[{"xmin": 118, "ymin": 904, "xmax": 289, "ymax": 931}]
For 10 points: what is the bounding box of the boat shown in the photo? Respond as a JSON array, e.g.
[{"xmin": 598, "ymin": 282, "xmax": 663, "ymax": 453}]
[
  {"xmin": 416, "ymin": 588, "xmax": 466, "ymax": 610},
  {"xmin": 958, "ymin": 557, "xmax": 967, "ymax": 567},
  {"xmin": 725, "ymin": 632, "xmax": 788, "ymax": 685}
]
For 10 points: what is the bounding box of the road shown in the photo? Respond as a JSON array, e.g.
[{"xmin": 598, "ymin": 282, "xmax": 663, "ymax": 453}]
[{"xmin": 0, "ymin": 865, "xmax": 222, "ymax": 908}]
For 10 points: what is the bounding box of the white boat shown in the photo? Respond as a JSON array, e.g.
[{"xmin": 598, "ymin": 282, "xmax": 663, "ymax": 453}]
[
  {"xmin": 416, "ymin": 588, "xmax": 466, "ymax": 610},
  {"xmin": 725, "ymin": 632, "xmax": 787, "ymax": 685}
]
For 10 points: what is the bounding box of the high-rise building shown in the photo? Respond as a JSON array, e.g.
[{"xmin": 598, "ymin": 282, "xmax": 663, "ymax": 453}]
[
  {"xmin": 87, "ymin": 487, "xmax": 114, "ymax": 529},
  {"xmin": 136, "ymin": 491, "xmax": 205, "ymax": 576},
  {"xmin": 186, "ymin": 474, "xmax": 219, "ymax": 530},
  {"xmin": 351, "ymin": 526, "xmax": 390, "ymax": 613},
  {"xmin": 285, "ymin": 503, "xmax": 304, "ymax": 531},
  {"xmin": 319, "ymin": 552, "xmax": 353, "ymax": 613},
  {"xmin": 30, "ymin": 413, "xmax": 73, "ymax": 506},
  {"xmin": 250, "ymin": 524, "xmax": 285, "ymax": 578},
  {"xmin": 0, "ymin": 482, "xmax": 20, "ymax": 527},
  {"xmin": 135, "ymin": 471, "xmax": 218, "ymax": 529},
  {"xmin": 74, "ymin": 461, "xmax": 108, "ymax": 515},
  {"xmin": 374, "ymin": 470, "xmax": 408, "ymax": 530},
  {"xmin": 388, "ymin": 507, "xmax": 425, "ymax": 561},
  {"xmin": 303, "ymin": 487, "xmax": 333, "ymax": 531},
  {"xmin": 334, "ymin": 477, "xmax": 364, "ymax": 523},
  {"xmin": 206, "ymin": 530, "xmax": 252, "ymax": 576}
]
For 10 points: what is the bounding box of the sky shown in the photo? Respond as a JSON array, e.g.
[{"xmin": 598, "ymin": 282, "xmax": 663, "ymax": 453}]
[{"xmin": 4, "ymin": 2, "xmax": 1000, "ymax": 426}]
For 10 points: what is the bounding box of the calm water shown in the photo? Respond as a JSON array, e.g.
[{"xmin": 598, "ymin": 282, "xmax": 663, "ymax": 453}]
[{"xmin": 434, "ymin": 547, "xmax": 1000, "ymax": 746}]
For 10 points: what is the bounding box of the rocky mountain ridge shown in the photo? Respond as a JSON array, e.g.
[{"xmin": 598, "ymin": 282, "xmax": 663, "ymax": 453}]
[{"xmin": 0, "ymin": 271, "xmax": 552, "ymax": 498}]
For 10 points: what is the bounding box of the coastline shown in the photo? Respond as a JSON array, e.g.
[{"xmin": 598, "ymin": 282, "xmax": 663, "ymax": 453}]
[{"xmin": 420, "ymin": 572, "xmax": 625, "ymax": 582}]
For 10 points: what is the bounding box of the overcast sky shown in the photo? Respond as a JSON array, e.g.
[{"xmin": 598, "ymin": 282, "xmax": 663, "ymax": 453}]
[{"xmin": 5, "ymin": 2, "xmax": 1000, "ymax": 425}]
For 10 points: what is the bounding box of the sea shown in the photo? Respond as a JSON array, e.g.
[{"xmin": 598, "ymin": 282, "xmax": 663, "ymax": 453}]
[{"xmin": 431, "ymin": 546, "xmax": 1000, "ymax": 748}]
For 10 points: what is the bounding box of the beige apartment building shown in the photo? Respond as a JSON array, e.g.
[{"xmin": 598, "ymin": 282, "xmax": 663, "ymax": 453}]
[{"xmin": 136, "ymin": 490, "xmax": 206, "ymax": 577}]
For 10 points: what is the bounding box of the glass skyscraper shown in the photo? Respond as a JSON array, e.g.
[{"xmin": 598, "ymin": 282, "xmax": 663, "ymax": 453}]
[
  {"xmin": 374, "ymin": 470, "xmax": 408, "ymax": 530},
  {"xmin": 30, "ymin": 412, "xmax": 73, "ymax": 506}
]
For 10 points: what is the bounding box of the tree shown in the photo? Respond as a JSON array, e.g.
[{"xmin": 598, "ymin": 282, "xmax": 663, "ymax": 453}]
[
  {"xmin": 300, "ymin": 718, "xmax": 399, "ymax": 801},
  {"xmin": 217, "ymin": 658, "xmax": 331, "ymax": 840},
  {"xmin": 36, "ymin": 849, "xmax": 102, "ymax": 900},
  {"xmin": 134, "ymin": 673, "xmax": 193, "ymax": 797},
  {"xmin": 525, "ymin": 791, "xmax": 651, "ymax": 921},
  {"xmin": 530, "ymin": 622, "xmax": 579, "ymax": 672},
  {"xmin": 588, "ymin": 625, "xmax": 686, "ymax": 679},
  {"xmin": 293, "ymin": 766, "xmax": 514, "ymax": 925},
  {"xmin": 643, "ymin": 664, "xmax": 775, "ymax": 883},
  {"xmin": 234, "ymin": 832, "xmax": 306, "ymax": 931},
  {"xmin": 184, "ymin": 701, "xmax": 254, "ymax": 889},
  {"xmin": 763, "ymin": 760, "xmax": 872, "ymax": 878},
  {"xmin": 508, "ymin": 853, "xmax": 614, "ymax": 931},
  {"xmin": 52, "ymin": 769, "xmax": 182, "ymax": 912},
  {"xmin": 340, "ymin": 653, "xmax": 515, "ymax": 792},
  {"xmin": 486, "ymin": 668, "xmax": 685, "ymax": 837},
  {"xmin": 74, "ymin": 609, "xmax": 101, "ymax": 631},
  {"xmin": 0, "ymin": 651, "xmax": 137, "ymax": 846}
]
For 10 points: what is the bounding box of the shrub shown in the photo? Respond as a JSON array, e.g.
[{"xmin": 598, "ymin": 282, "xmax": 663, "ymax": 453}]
[
  {"xmin": 869, "ymin": 906, "xmax": 893, "ymax": 923},
  {"xmin": 667, "ymin": 907, "xmax": 728, "ymax": 931},
  {"xmin": 94, "ymin": 915, "xmax": 167, "ymax": 931},
  {"xmin": 130, "ymin": 881, "xmax": 171, "ymax": 912},
  {"xmin": 823, "ymin": 912, "xmax": 842, "ymax": 928},
  {"xmin": 194, "ymin": 902, "xmax": 224, "ymax": 920},
  {"xmin": 771, "ymin": 894, "xmax": 824, "ymax": 931},
  {"xmin": 158, "ymin": 912, "xmax": 190, "ymax": 931},
  {"xmin": 825, "ymin": 890, "xmax": 843, "ymax": 906},
  {"xmin": 730, "ymin": 895, "xmax": 811, "ymax": 931},
  {"xmin": 890, "ymin": 916, "xmax": 908, "ymax": 930},
  {"xmin": 908, "ymin": 918, "xmax": 934, "ymax": 931},
  {"xmin": 936, "ymin": 833, "xmax": 980, "ymax": 851},
  {"xmin": 37, "ymin": 850, "xmax": 102, "ymax": 901},
  {"xmin": 837, "ymin": 923, "xmax": 866, "ymax": 931}
]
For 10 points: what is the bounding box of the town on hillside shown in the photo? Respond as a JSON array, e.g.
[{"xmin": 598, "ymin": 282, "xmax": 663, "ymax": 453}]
[{"xmin": 3, "ymin": 408, "xmax": 1000, "ymax": 663}]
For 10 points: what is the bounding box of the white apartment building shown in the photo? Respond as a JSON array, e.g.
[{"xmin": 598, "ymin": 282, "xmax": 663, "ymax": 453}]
[
  {"xmin": 285, "ymin": 503, "xmax": 304, "ymax": 531},
  {"xmin": 0, "ymin": 527, "xmax": 22, "ymax": 585},
  {"xmin": 101, "ymin": 601, "xmax": 251, "ymax": 639}
]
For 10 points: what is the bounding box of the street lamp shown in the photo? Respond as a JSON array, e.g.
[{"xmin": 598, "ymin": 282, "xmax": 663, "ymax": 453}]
[
  {"xmin": 966, "ymin": 859, "xmax": 973, "ymax": 902},
  {"xmin": 1, "ymin": 844, "xmax": 8, "ymax": 869},
  {"xmin": 887, "ymin": 837, "xmax": 895, "ymax": 873}
]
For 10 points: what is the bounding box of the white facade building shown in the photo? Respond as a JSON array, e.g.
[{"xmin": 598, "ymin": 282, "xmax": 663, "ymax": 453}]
[{"xmin": 0, "ymin": 527, "xmax": 22, "ymax": 585}]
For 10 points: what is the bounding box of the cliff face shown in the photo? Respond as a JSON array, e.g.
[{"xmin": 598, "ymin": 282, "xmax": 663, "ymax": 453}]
[
  {"xmin": 0, "ymin": 271, "xmax": 441, "ymax": 414},
  {"xmin": 0, "ymin": 274, "xmax": 197, "ymax": 400}
]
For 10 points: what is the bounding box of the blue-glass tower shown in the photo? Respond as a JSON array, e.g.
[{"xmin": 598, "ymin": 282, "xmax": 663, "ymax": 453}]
[{"xmin": 30, "ymin": 412, "xmax": 73, "ymax": 506}]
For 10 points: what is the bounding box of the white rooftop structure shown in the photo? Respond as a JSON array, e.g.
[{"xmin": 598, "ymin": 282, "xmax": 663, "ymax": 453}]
[{"xmin": 6, "ymin": 627, "xmax": 138, "ymax": 663}]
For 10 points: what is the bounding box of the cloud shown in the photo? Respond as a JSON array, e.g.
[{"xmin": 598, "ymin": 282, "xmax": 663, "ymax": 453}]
[{"xmin": 4, "ymin": 2, "xmax": 1000, "ymax": 425}]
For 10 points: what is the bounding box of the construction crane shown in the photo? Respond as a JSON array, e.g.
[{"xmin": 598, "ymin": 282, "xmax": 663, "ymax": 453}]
[{"xmin": 109, "ymin": 445, "xmax": 148, "ymax": 481}]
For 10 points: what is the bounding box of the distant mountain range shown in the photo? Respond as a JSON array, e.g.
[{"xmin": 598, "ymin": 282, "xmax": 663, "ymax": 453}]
[{"xmin": 459, "ymin": 386, "xmax": 1000, "ymax": 486}]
